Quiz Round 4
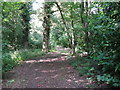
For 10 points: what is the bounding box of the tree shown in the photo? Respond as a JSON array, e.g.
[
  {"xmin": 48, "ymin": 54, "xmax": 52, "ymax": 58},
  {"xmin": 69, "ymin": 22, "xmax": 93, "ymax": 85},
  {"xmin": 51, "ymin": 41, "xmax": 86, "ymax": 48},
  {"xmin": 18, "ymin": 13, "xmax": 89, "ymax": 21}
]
[
  {"xmin": 55, "ymin": 2, "xmax": 76, "ymax": 55},
  {"xmin": 42, "ymin": 2, "xmax": 53, "ymax": 52},
  {"xmin": 80, "ymin": 0, "xmax": 90, "ymax": 52},
  {"xmin": 21, "ymin": 2, "xmax": 31, "ymax": 48},
  {"xmin": 2, "ymin": 2, "xmax": 31, "ymax": 52}
]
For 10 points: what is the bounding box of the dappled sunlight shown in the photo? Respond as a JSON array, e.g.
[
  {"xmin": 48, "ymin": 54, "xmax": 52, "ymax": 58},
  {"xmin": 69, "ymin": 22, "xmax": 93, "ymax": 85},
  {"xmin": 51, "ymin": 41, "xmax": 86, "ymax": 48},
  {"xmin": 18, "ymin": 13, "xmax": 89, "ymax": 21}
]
[
  {"xmin": 67, "ymin": 67, "xmax": 71, "ymax": 70},
  {"xmin": 25, "ymin": 60, "xmax": 37, "ymax": 63},
  {"xmin": 35, "ymin": 69, "xmax": 38, "ymax": 71},
  {"xmin": 67, "ymin": 79, "xmax": 72, "ymax": 82},
  {"xmin": 61, "ymin": 53, "xmax": 70, "ymax": 55},
  {"xmin": 41, "ymin": 70, "xmax": 57, "ymax": 73},
  {"xmin": 32, "ymin": 68, "xmax": 91, "ymax": 87},
  {"xmin": 3, "ymin": 52, "xmax": 92, "ymax": 88},
  {"xmin": 38, "ymin": 67, "xmax": 69, "ymax": 74},
  {"xmin": 80, "ymin": 52, "xmax": 88, "ymax": 57},
  {"xmin": 51, "ymin": 75, "xmax": 58, "ymax": 78},
  {"xmin": 24, "ymin": 55, "xmax": 68, "ymax": 64},
  {"xmin": 65, "ymin": 77, "xmax": 92, "ymax": 86},
  {"xmin": 34, "ymin": 77, "xmax": 40, "ymax": 80},
  {"xmin": 3, "ymin": 1, "xmax": 117, "ymax": 88}
]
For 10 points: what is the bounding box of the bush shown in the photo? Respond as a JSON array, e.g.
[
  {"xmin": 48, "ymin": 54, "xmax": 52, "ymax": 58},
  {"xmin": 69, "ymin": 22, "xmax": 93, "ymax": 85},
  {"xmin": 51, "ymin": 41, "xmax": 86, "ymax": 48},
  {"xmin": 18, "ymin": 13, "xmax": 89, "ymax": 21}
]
[
  {"xmin": 69, "ymin": 55, "xmax": 120, "ymax": 87},
  {"xmin": 2, "ymin": 49, "xmax": 45, "ymax": 73}
]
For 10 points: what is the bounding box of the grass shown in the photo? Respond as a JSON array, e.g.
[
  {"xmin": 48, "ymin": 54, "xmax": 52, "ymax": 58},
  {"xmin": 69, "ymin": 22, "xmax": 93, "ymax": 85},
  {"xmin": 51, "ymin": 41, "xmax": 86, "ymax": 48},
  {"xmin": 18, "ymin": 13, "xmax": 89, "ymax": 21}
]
[{"xmin": 2, "ymin": 49, "xmax": 45, "ymax": 73}]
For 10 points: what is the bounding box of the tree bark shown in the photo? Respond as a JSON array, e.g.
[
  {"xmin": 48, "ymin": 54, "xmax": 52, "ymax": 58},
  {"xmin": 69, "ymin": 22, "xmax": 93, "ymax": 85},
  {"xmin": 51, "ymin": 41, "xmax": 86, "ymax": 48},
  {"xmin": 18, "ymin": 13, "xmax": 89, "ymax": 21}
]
[
  {"xmin": 42, "ymin": 3, "xmax": 51, "ymax": 52},
  {"xmin": 71, "ymin": 20, "xmax": 75, "ymax": 55},
  {"xmin": 70, "ymin": 4, "xmax": 76, "ymax": 55}
]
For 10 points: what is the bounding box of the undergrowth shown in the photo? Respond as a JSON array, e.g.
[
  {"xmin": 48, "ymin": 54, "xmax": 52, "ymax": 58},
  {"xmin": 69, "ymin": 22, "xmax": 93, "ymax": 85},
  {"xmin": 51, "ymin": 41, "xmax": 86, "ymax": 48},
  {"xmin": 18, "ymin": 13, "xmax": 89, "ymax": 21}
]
[
  {"xmin": 2, "ymin": 49, "xmax": 45, "ymax": 73},
  {"xmin": 69, "ymin": 56, "xmax": 120, "ymax": 87}
]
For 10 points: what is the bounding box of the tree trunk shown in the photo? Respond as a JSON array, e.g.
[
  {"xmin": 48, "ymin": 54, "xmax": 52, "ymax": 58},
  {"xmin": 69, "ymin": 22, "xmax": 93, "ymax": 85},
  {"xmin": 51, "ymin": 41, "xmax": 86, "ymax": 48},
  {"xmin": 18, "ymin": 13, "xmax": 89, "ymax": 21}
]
[
  {"xmin": 71, "ymin": 20, "xmax": 75, "ymax": 55},
  {"xmin": 80, "ymin": 0, "xmax": 89, "ymax": 51},
  {"xmin": 70, "ymin": 4, "xmax": 76, "ymax": 55},
  {"xmin": 21, "ymin": 3, "xmax": 30, "ymax": 48},
  {"xmin": 42, "ymin": 3, "xmax": 51, "ymax": 52},
  {"xmin": 55, "ymin": 2, "xmax": 72, "ymax": 48},
  {"xmin": 85, "ymin": 1, "xmax": 89, "ymax": 50}
]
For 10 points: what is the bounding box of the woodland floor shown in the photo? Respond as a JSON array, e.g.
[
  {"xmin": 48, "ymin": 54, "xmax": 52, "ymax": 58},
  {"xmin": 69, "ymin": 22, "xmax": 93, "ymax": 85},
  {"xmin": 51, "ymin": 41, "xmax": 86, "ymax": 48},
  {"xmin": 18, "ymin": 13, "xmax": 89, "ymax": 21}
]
[{"xmin": 2, "ymin": 47, "xmax": 109, "ymax": 88}]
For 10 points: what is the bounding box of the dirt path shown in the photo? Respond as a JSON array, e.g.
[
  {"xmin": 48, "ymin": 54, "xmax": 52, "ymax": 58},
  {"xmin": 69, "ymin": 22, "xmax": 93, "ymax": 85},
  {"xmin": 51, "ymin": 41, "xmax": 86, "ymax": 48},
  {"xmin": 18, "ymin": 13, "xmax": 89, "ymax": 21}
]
[{"xmin": 3, "ymin": 51, "xmax": 93, "ymax": 88}]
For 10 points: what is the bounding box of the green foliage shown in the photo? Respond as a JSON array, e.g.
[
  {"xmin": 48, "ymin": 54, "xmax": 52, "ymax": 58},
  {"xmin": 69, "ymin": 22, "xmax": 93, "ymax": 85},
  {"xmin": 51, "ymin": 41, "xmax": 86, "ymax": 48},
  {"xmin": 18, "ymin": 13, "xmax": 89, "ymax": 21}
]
[
  {"xmin": 50, "ymin": 2, "xmax": 120, "ymax": 87},
  {"xmin": 29, "ymin": 31, "xmax": 43, "ymax": 48},
  {"xmin": 2, "ymin": 49, "xmax": 45, "ymax": 73},
  {"xmin": 2, "ymin": 2, "xmax": 120, "ymax": 87},
  {"xmin": 97, "ymin": 74, "xmax": 120, "ymax": 87},
  {"xmin": 69, "ymin": 56, "xmax": 98, "ymax": 77},
  {"xmin": 2, "ymin": 2, "xmax": 32, "ymax": 53},
  {"xmin": 86, "ymin": 2, "xmax": 120, "ymax": 87}
]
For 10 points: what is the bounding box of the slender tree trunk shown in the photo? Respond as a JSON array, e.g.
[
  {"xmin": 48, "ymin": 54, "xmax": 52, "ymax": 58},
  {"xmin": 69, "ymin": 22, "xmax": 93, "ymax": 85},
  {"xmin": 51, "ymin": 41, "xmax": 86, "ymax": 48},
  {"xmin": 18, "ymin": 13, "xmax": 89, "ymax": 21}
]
[
  {"xmin": 85, "ymin": 1, "xmax": 89, "ymax": 50},
  {"xmin": 21, "ymin": 3, "xmax": 30, "ymax": 48},
  {"xmin": 80, "ymin": 0, "xmax": 89, "ymax": 51},
  {"xmin": 42, "ymin": 3, "xmax": 51, "ymax": 52},
  {"xmin": 55, "ymin": 2, "xmax": 72, "ymax": 48},
  {"xmin": 70, "ymin": 4, "xmax": 76, "ymax": 55},
  {"xmin": 71, "ymin": 20, "xmax": 75, "ymax": 54}
]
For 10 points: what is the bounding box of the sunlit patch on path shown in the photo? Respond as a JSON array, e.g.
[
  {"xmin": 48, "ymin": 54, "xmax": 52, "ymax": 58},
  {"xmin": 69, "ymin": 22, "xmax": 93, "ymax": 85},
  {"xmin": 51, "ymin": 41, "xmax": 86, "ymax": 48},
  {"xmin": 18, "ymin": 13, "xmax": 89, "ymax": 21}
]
[
  {"xmin": 24, "ymin": 53, "xmax": 68, "ymax": 63},
  {"xmin": 2, "ymin": 51, "xmax": 92, "ymax": 88}
]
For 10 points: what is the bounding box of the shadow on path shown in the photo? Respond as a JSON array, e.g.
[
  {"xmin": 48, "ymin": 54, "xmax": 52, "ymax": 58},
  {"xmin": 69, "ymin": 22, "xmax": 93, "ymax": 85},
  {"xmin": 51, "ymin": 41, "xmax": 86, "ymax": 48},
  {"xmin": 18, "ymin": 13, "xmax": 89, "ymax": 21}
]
[{"xmin": 3, "ymin": 51, "xmax": 92, "ymax": 88}]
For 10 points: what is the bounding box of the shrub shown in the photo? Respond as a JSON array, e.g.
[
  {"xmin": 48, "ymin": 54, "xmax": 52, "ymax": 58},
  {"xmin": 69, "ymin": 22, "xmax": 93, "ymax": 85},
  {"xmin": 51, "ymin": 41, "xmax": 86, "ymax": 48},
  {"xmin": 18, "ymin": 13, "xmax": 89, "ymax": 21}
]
[{"xmin": 2, "ymin": 49, "xmax": 45, "ymax": 73}]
